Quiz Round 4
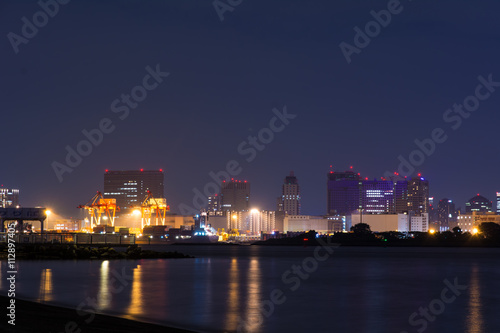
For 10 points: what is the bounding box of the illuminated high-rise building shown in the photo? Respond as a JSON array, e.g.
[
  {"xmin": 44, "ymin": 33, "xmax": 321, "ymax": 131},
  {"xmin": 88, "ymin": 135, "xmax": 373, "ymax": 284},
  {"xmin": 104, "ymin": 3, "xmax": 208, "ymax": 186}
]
[
  {"xmin": 326, "ymin": 170, "xmax": 361, "ymax": 216},
  {"xmin": 327, "ymin": 170, "xmax": 396, "ymax": 215},
  {"xmin": 220, "ymin": 179, "xmax": 250, "ymax": 212},
  {"xmin": 394, "ymin": 180, "xmax": 409, "ymax": 213},
  {"xmin": 437, "ymin": 198, "xmax": 457, "ymax": 230},
  {"xmin": 496, "ymin": 192, "xmax": 500, "ymax": 213},
  {"xmin": 407, "ymin": 176, "xmax": 429, "ymax": 214},
  {"xmin": 104, "ymin": 169, "xmax": 164, "ymax": 210},
  {"xmin": 327, "ymin": 168, "xmax": 430, "ymax": 216},
  {"xmin": 0, "ymin": 188, "xmax": 19, "ymax": 208},
  {"xmin": 278, "ymin": 171, "xmax": 301, "ymax": 215},
  {"xmin": 428, "ymin": 197, "xmax": 438, "ymax": 223},
  {"xmin": 207, "ymin": 194, "xmax": 221, "ymax": 216},
  {"xmin": 465, "ymin": 194, "xmax": 492, "ymax": 213},
  {"xmin": 360, "ymin": 179, "xmax": 394, "ymax": 213}
]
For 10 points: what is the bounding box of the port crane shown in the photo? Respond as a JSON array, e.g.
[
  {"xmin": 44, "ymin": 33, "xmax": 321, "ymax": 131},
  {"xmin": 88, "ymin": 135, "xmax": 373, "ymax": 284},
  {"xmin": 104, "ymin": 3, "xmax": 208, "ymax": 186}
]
[
  {"xmin": 77, "ymin": 191, "xmax": 119, "ymax": 229},
  {"xmin": 135, "ymin": 191, "xmax": 170, "ymax": 229}
]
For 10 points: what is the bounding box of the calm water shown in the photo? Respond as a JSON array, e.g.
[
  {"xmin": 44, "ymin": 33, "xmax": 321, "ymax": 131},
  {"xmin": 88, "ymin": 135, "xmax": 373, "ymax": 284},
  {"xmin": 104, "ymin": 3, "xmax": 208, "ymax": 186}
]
[{"xmin": 1, "ymin": 245, "xmax": 499, "ymax": 333}]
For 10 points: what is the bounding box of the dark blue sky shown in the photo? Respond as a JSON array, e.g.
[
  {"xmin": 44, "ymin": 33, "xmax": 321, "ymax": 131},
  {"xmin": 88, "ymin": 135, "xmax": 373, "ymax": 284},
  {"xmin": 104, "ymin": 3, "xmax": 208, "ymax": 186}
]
[{"xmin": 2, "ymin": 0, "xmax": 500, "ymax": 217}]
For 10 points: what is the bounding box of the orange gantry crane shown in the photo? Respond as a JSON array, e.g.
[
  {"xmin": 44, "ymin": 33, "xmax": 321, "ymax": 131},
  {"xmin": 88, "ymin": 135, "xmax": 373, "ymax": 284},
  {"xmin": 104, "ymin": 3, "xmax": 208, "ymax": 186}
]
[
  {"xmin": 136, "ymin": 191, "xmax": 170, "ymax": 229},
  {"xmin": 77, "ymin": 191, "xmax": 119, "ymax": 229}
]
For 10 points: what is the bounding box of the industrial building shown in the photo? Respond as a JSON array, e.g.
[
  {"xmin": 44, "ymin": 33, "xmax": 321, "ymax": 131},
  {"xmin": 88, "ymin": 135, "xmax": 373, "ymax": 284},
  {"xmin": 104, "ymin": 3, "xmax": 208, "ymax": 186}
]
[
  {"xmin": 283, "ymin": 215, "xmax": 337, "ymax": 234},
  {"xmin": 347, "ymin": 213, "xmax": 429, "ymax": 233}
]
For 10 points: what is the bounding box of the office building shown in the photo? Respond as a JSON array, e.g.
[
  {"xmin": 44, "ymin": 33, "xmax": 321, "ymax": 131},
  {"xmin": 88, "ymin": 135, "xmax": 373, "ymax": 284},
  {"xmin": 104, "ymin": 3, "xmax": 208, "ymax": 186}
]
[
  {"xmin": 428, "ymin": 197, "xmax": 438, "ymax": 222},
  {"xmin": 326, "ymin": 169, "xmax": 432, "ymax": 233},
  {"xmin": 0, "ymin": 188, "xmax": 19, "ymax": 208},
  {"xmin": 104, "ymin": 169, "xmax": 164, "ymax": 210},
  {"xmin": 327, "ymin": 168, "xmax": 429, "ymax": 216},
  {"xmin": 465, "ymin": 194, "xmax": 492, "ymax": 213},
  {"xmin": 361, "ymin": 179, "xmax": 394, "ymax": 213},
  {"xmin": 277, "ymin": 171, "xmax": 301, "ymax": 215},
  {"xmin": 327, "ymin": 170, "xmax": 361, "ymax": 215},
  {"xmin": 220, "ymin": 179, "xmax": 250, "ymax": 212},
  {"xmin": 409, "ymin": 213, "xmax": 429, "ymax": 232},
  {"xmin": 207, "ymin": 194, "xmax": 221, "ymax": 216},
  {"xmin": 407, "ymin": 176, "xmax": 429, "ymax": 214},
  {"xmin": 389, "ymin": 175, "xmax": 429, "ymax": 214},
  {"xmin": 394, "ymin": 180, "xmax": 409, "ymax": 213},
  {"xmin": 497, "ymin": 192, "xmax": 500, "ymax": 213},
  {"xmin": 437, "ymin": 198, "xmax": 457, "ymax": 231}
]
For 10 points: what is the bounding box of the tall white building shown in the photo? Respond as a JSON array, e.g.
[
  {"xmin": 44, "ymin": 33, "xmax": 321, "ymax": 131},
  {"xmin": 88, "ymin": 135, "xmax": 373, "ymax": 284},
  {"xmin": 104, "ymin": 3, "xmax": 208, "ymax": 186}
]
[
  {"xmin": 208, "ymin": 210, "xmax": 275, "ymax": 235},
  {"xmin": 409, "ymin": 213, "xmax": 429, "ymax": 232}
]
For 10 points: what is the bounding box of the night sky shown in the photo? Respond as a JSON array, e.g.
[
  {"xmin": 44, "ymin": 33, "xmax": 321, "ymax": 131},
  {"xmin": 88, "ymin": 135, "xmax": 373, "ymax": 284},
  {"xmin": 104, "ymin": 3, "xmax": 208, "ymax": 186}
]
[{"xmin": 2, "ymin": 0, "xmax": 500, "ymax": 217}]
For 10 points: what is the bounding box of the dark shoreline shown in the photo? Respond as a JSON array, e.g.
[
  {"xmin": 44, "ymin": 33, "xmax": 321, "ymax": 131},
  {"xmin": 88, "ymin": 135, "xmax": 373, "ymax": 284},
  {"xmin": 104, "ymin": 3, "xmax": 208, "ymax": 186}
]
[
  {"xmin": 0, "ymin": 244, "xmax": 195, "ymax": 260},
  {"xmin": 0, "ymin": 296, "xmax": 198, "ymax": 333}
]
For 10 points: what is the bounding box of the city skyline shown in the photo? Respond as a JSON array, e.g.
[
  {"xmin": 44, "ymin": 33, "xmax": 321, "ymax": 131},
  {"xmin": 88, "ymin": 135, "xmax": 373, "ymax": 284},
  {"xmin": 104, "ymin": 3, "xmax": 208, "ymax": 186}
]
[
  {"xmin": 2, "ymin": 2, "xmax": 500, "ymax": 332},
  {"xmin": 2, "ymin": 0, "xmax": 500, "ymax": 219},
  {"xmin": 4, "ymin": 166, "xmax": 499, "ymax": 219}
]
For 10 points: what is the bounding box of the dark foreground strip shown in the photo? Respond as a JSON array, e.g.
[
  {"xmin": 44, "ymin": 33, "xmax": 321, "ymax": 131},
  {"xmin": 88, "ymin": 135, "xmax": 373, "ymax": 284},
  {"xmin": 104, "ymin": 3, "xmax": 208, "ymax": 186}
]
[{"xmin": 0, "ymin": 296, "xmax": 197, "ymax": 333}]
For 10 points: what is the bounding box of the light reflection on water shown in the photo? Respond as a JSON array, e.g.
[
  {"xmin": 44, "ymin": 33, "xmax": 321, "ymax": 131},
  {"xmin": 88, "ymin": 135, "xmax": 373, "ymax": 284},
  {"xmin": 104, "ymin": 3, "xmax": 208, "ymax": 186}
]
[
  {"xmin": 2, "ymin": 247, "xmax": 499, "ymax": 333},
  {"xmin": 37, "ymin": 268, "xmax": 52, "ymax": 302},
  {"xmin": 126, "ymin": 264, "xmax": 143, "ymax": 318},
  {"xmin": 245, "ymin": 259, "xmax": 262, "ymax": 332},
  {"xmin": 466, "ymin": 264, "xmax": 483, "ymax": 333},
  {"xmin": 98, "ymin": 260, "xmax": 110, "ymax": 310},
  {"xmin": 225, "ymin": 258, "xmax": 239, "ymax": 332}
]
